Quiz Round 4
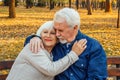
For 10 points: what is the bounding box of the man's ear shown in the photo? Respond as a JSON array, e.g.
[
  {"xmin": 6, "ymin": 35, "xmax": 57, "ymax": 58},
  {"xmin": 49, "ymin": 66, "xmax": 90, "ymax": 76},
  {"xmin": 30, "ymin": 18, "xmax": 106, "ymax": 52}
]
[{"xmin": 73, "ymin": 25, "xmax": 78, "ymax": 31}]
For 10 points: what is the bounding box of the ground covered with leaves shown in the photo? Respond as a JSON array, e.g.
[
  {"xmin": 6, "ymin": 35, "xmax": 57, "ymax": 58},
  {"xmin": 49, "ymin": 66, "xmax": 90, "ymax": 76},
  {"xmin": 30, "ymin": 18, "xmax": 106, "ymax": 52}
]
[{"xmin": 0, "ymin": 6, "xmax": 120, "ymax": 61}]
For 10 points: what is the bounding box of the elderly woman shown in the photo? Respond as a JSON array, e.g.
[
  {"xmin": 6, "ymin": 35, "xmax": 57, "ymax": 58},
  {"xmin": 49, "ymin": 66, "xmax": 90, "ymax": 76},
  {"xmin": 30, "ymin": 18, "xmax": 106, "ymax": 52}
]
[{"xmin": 6, "ymin": 21, "xmax": 87, "ymax": 80}]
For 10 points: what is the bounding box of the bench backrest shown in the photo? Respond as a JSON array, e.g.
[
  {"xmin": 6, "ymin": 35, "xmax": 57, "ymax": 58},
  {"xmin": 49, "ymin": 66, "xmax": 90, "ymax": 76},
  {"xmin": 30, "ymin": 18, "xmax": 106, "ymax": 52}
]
[
  {"xmin": 0, "ymin": 60, "xmax": 14, "ymax": 80},
  {"xmin": 107, "ymin": 56, "xmax": 120, "ymax": 80},
  {"xmin": 0, "ymin": 57, "xmax": 120, "ymax": 80}
]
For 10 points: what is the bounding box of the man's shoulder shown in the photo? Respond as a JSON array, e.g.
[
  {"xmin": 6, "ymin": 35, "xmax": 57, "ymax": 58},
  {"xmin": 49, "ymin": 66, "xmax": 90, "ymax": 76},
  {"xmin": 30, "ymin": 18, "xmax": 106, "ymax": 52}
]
[
  {"xmin": 24, "ymin": 35, "xmax": 34, "ymax": 46},
  {"xmin": 79, "ymin": 33, "xmax": 102, "ymax": 50},
  {"xmin": 78, "ymin": 32, "xmax": 100, "ymax": 45}
]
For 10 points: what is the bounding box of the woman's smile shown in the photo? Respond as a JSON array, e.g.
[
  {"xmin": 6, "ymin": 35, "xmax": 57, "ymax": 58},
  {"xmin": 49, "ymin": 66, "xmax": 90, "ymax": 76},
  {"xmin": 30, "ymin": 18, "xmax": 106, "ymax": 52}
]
[{"xmin": 44, "ymin": 38, "xmax": 52, "ymax": 42}]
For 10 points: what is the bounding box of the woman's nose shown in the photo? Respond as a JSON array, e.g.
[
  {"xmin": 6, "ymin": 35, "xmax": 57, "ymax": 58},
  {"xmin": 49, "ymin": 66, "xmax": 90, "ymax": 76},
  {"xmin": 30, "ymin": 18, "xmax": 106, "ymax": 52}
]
[{"xmin": 46, "ymin": 33, "xmax": 50, "ymax": 37}]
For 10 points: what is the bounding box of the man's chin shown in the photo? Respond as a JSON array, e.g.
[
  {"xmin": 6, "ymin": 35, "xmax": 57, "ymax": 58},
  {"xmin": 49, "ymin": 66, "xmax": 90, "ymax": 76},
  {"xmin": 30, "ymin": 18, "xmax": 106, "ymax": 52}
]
[{"xmin": 59, "ymin": 39, "xmax": 67, "ymax": 44}]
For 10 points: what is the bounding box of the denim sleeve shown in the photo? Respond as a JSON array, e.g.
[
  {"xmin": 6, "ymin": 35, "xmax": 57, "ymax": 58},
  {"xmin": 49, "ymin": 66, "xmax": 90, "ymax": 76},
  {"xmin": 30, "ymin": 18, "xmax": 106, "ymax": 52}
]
[
  {"xmin": 86, "ymin": 42, "xmax": 108, "ymax": 80},
  {"xmin": 24, "ymin": 35, "xmax": 41, "ymax": 46},
  {"xmin": 24, "ymin": 35, "xmax": 34, "ymax": 46}
]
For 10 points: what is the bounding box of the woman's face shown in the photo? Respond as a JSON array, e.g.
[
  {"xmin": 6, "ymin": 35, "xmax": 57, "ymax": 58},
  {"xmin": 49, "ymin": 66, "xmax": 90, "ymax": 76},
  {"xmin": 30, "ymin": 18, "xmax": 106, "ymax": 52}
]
[{"xmin": 41, "ymin": 28, "xmax": 57, "ymax": 47}]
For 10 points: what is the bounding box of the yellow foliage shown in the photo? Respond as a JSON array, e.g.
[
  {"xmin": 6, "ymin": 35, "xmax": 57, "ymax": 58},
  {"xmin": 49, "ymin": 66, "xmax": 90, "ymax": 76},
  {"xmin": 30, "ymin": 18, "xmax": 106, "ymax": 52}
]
[
  {"xmin": 0, "ymin": 6, "xmax": 120, "ymax": 61},
  {"xmin": 0, "ymin": 1, "xmax": 3, "ymax": 6}
]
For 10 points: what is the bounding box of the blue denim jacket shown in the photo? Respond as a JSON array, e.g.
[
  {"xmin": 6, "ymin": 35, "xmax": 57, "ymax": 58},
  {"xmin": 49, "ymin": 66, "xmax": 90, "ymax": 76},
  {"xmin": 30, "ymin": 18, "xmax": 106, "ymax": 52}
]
[{"xmin": 24, "ymin": 31, "xmax": 108, "ymax": 80}]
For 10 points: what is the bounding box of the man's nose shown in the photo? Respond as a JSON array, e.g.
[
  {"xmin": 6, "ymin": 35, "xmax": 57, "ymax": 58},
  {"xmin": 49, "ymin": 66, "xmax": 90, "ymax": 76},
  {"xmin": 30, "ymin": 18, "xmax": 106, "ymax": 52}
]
[{"xmin": 56, "ymin": 30, "xmax": 60, "ymax": 37}]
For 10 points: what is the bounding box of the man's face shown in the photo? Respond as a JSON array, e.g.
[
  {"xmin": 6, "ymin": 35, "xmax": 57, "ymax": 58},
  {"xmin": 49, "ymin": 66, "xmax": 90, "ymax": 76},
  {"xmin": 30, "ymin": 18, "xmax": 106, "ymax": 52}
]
[{"xmin": 54, "ymin": 20, "xmax": 76, "ymax": 43}]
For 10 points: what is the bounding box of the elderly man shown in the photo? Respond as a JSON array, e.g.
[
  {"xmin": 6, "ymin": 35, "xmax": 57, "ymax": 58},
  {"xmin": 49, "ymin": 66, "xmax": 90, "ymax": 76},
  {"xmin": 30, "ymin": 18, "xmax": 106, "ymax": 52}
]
[{"xmin": 24, "ymin": 8, "xmax": 107, "ymax": 80}]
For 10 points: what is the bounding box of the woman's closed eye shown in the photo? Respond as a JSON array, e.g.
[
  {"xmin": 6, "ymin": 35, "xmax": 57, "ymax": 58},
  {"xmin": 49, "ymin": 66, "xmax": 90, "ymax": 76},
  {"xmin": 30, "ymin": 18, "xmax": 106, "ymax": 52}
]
[
  {"xmin": 43, "ymin": 31, "xmax": 48, "ymax": 33},
  {"xmin": 50, "ymin": 32, "xmax": 56, "ymax": 35}
]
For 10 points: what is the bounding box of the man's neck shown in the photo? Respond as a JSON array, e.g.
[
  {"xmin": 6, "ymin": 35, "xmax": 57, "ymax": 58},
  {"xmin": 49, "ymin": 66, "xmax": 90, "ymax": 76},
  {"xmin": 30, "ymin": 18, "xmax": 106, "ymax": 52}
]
[{"xmin": 67, "ymin": 32, "xmax": 78, "ymax": 43}]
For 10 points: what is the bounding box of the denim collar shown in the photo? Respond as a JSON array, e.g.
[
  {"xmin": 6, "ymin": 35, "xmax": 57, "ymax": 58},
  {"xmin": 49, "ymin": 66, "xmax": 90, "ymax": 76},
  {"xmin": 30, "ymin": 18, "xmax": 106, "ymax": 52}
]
[{"xmin": 59, "ymin": 30, "xmax": 82, "ymax": 47}]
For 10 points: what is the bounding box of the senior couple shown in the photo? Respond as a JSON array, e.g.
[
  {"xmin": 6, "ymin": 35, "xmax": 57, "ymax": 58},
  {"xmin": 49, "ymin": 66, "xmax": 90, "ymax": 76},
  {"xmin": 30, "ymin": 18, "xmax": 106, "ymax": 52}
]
[{"xmin": 6, "ymin": 8, "xmax": 107, "ymax": 80}]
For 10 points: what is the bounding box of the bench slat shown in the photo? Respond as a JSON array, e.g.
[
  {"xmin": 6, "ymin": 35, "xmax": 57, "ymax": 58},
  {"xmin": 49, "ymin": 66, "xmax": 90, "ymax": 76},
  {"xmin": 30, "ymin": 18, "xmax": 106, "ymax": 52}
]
[
  {"xmin": 0, "ymin": 60, "xmax": 14, "ymax": 70},
  {"xmin": 0, "ymin": 57, "xmax": 120, "ymax": 80},
  {"xmin": 107, "ymin": 57, "xmax": 120, "ymax": 64},
  {"xmin": 0, "ymin": 74, "xmax": 8, "ymax": 80},
  {"xmin": 108, "ymin": 68, "xmax": 120, "ymax": 76}
]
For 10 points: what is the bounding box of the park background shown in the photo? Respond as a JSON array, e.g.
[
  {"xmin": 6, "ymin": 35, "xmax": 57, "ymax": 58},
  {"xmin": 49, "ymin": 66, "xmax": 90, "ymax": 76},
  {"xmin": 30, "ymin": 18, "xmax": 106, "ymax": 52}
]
[{"xmin": 0, "ymin": 0, "xmax": 120, "ymax": 79}]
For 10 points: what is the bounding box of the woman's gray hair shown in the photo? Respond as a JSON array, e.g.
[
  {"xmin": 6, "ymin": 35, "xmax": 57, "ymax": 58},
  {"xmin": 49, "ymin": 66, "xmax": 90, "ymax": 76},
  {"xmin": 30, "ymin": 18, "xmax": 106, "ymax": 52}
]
[
  {"xmin": 53, "ymin": 8, "xmax": 80, "ymax": 28},
  {"xmin": 36, "ymin": 21, "xmax": 54, "ymax": 36}
]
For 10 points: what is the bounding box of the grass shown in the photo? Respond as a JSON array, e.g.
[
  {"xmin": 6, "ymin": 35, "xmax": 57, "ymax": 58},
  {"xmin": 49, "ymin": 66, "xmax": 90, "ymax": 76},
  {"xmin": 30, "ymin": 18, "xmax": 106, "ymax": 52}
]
[{"xmin": 0, "ymin": 6, "xmax": 120, "ymax": 61}]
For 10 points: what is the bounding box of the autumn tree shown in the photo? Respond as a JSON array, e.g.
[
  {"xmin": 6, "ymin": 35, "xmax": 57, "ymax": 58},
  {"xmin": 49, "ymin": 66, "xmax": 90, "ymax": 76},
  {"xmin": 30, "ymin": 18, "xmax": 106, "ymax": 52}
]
[
  {"xmin": 37, "ymin": 0, "xmax": 46, "ymax": 7},
  {"xmin": 9, "ymin": 0, "xmax": 16, "ymax": 18},
  {"xmin": 92, "ymin": 0, "xmax": 98, "ymax": 10},
  {"xmin": 57, "ymin": 0, "xmax": 65, "ymax": 7},
  {"xmin": 99, "ymin": 0, "xmax": 105, "ymax": 10},
  {"xmin": 81, "ymin": 0, "xmax": 86, "ymax": 8},
  {"xmin": 105, "ymin": 0, "xmax": 112, "ymax": 12},
  {"xmin": 117, "ymin": 0, "xmax": 120, "ymax": 28},
  {"xmin": 76, "ymin": 0, "xmax": 79, "ymax": 10},
  {"xmin": 86, "ymin": 0, "xmax": 92, "ymax": 15},
  {"xmin": 4, "ymin": 0, "xmax": 18, "ymax": 7},
  {"xmin": 26, "ymin": 0, "xmax": 34, "ymax": 8},
  {"xmin": 69, "ymin": 0, "xmax": 71, "ymax": 8},
  {"xmin": 50, "ymin": 0, "xmax": 54, "ymax": 10}
]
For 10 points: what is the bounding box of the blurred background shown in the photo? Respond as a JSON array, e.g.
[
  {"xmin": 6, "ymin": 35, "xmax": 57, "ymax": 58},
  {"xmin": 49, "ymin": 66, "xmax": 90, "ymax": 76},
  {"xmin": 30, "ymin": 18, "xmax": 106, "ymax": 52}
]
[{"xmin": 0, "ymin": 0, "xmax": 120, "ymax": 79}]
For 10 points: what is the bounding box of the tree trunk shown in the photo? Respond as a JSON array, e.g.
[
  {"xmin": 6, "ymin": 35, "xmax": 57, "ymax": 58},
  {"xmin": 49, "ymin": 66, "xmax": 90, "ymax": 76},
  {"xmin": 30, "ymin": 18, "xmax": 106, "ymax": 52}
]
[
  {"xmin": 76, "ymin": 0, "xmax": 79, "ymax": 10},
  {"xmin": 117, "ymin": 0, "xmax": 120, "ymax": 28},
  {"xmin": 92, "ymin": 0, "xmax": 98, "ymax": 10},
  {"xmin": 50, "ymin": 0, "xmax": 54, "ymax": 10},
  {"xmin": 87, "ymin": 0, "xmax": 92, "ymax": 15},
  {"xmin": 69, "ymin": 0, "xmax": 71, "ymax": 8},
  {"xmin": 105, "ymin": 0, "xmax": 112, "ymax": 12},
  {"xmin": 9, "ymin": 0, "xmax": 16, "ymax": 18}
]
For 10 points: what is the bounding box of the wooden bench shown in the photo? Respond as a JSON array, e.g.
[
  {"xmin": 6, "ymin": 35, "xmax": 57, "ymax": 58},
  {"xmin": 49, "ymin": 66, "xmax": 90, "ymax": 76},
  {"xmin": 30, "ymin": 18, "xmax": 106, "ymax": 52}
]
[
  {"xmin": 0, "ymin": 60, "xmax": 14, "ymax": 80},
  {"xmin": 0, "ymin": 57, "xmax": 120, "ymax": 80},
  {"xmin": 107, "ymin": 56, "xmax": 120, "ymax": 80}
]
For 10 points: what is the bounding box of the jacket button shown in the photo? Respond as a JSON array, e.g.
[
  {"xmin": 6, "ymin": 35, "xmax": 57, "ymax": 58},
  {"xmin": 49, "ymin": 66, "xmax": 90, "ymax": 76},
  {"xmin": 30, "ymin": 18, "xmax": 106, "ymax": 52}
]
[
  {"xmin": 70, "ymin": 73, "xmax": 73, "ymax": 76},
  {"xmin": 81, "ymin": 64, "xmax": 84, "ymax": 67}
]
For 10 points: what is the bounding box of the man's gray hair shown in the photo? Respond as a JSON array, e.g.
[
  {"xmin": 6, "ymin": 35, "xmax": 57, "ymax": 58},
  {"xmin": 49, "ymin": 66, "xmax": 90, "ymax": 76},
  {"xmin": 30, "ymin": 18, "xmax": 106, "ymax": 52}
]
[
  {"xmin": 53, "ymin": 8, "xmax": 80, "ymax": 28},
  {"xmin": 36, "ymin": 21, "xmax": 54, "ymax": 36}
]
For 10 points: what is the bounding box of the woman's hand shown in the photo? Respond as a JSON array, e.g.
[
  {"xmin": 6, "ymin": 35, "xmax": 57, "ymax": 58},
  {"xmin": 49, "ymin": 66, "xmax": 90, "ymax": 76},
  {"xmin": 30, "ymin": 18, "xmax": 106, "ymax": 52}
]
[
  {"xmin": 72, "ymin": 39, "xmax": 87, "ymax": 56},
  {"xmin": 30, "ymin": 37, "xmax": 44, "ymax": 53}
]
